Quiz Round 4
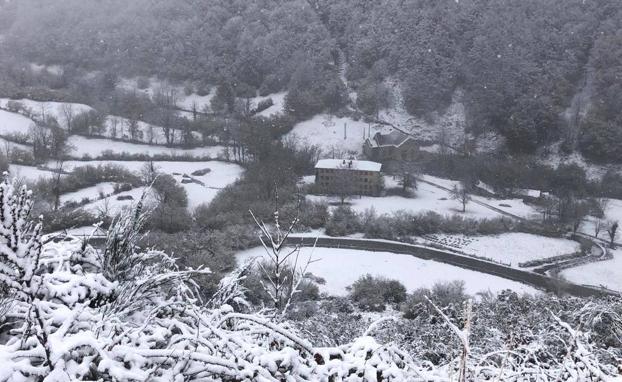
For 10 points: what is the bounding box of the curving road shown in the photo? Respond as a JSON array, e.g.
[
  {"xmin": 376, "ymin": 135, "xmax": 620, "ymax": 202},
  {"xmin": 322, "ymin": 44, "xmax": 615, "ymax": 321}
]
[{"xmin": 286, "ymin": 235, "xmax": 619, "ymax": 298}]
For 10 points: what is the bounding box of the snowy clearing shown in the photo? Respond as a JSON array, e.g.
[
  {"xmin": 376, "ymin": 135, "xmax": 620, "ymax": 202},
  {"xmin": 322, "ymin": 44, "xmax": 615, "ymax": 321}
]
[
  {"xmin": 66, "ymin": 135, "xmax": 224, "ymax": 159},
  {"xmin": 285, "ymin": 114, "xmax": 381, "ymax": 156},
  {"xmin": 424, "ymin": 233, "xmax": 581, "ymax": 267},
  {"xmin": 0, "ymin": 136, "xmax": 30, "ymax": 152},
  {"xmin": 560, "ymin": 248, "xmax": 622, "ymax": 292},
  {"xmin": 236, "ymin": 246, "xmax": 539, "ymax": 296},
  {"xmin": 82, "ymin": 187, "xmax": 152, "ymax": 216},
  {"xmin": 253, "ymin": 92, "xmax": 287, "ymax": 117},
  {"xmin": 0, "ymin": 109, "xmax": 34, "ymax": 135},
  {"xmin": 0, "ymin": 98, "xmax": 93, "ymax": 126},
  {"xmin": 309, "ymin": 175, "xmax": 540, "ymax": 220},
  {"xmin": 60, "ymin": 182, "xmax": 117, "ymax": 206},
  {"xmin": 8, "ymin": 164, "xmax": 58, "ymax": 182},
  {"xmin": 60, "ymin": 160, "xmax": 244, "ymax": 209}
]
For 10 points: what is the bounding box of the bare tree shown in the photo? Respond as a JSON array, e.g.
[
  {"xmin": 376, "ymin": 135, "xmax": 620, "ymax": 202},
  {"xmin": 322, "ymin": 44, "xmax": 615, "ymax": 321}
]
[
  {"xmin": 146, "ymin": 124, "xmax": 155, "ymax": 144},
  {"xmin": 61, "ymin": 103, "xmax": 74, "ymax": 133},
  {"xmin": 126, "ymin": 118, "xmax": 140, "ymax": 141},
  {"xmin": 140, "ymin": 161, "xmax": 160, "ymax": 185},
  {"xmin": 607, "ymin": 221, "xmax": 618, "ymax": 249},
  {"xmin": 153, "ymin": 86, "xmax": 179, "ymax": 146},
  {"xmin": 109, "ymin": 116, "xmax": 120, "ymax": 138},
  {"xmin": 594, "ymin": 218, "xmax": 604, "ymax": 238},
  {"xmin": 451, "ymin": 182, "xmax": 472, "ymax": 213},
  {"xmin": 51, "ymin": 159, "xmax": 65, "ymax": 211}
]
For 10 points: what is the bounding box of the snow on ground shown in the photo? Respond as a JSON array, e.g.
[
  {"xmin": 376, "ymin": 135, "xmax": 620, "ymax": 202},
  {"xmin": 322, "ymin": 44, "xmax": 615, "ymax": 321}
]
[
  {"xmin": 580, "ymin": 198, "xmax": 622, "ymax": 239},
  {"xmin": 540, "ymin": 142, "xmax": 611, "ymax": 181},
  {"xmin": 424, "ymin": 233, "xmax": 581, "ymax": 267},
  {"xmin": 0, "ymin": 110, "xmax": 34, "ymax": 135},
  {"xmin": 0, "ymin": 137, "xmax": 30, "ymax": 152},
  {"xmin": 82, "ymin": 187, "xmax": 152, "ymax": 216},
  {"xmin": 236, "ymin": 246, "xmax": 538, "ymax": 296},
  {"xmin": 102, "ymin": 115, "xmax": 202, "ymax": 145},
  {"xmin": 60, "ymin": 160, "xmax": 243, "ymax": 209},
  {"xmin": 177, "ymin": 92, "xmax": 216, "ymax": 112},
  {"xmin": 421, "ymin": 175, "xmax": 541, "ymax": 219},
  {"xmin": 45, "ymin": 225, "xmax": 107, "ymax": 239},
  {"xmin": 561, "ymin": 248, "xmax": 622, "ymax": 292},
  {"xmin": 0, "ymin": 98, "xmax": 93, "ymax": 127},
  {"xmin": 8, "ymin": 164, "xmax": 58, "ymax": 182},
  {"xmin": 253, "ymin": 92, "xmax": 286, "ymax": 117},
  {"xmin": 285, "ymin": 114, "xmax": 379, "ymax": 156},
  {"xmin": 60, "ymin": 182, "xmax": 117, "ymax": 206},
  {"xmin": 29, "ymin": 63, "xmax": 63, "ymax": 76},
  {"xmin": 118, "ymin": 77, "xmax": 215, "ymax": 113},
  {"xmin": 309, "ymin": 175, "xmax": 539, "ymax": 220},
  {"xmin": 67, "ymin": 136, "xmax": 224, "ymax": 159},
  {"xmin": 378, "ymin": 84, "xmax": 466, "ymax": 144}
]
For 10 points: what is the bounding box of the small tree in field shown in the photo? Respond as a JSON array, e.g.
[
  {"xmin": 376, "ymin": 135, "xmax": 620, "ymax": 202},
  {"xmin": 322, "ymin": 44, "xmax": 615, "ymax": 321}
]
[
  {"xmin": 451, "ymin": 182, "xmax": 472, "ymax": 213},
  {"xmin": 607, "ymin": 221, "xmax": 618, "ymax": 249},
  {"xmin": 249, "ymin": 195, "xmax": 316, "ymax": 315}
]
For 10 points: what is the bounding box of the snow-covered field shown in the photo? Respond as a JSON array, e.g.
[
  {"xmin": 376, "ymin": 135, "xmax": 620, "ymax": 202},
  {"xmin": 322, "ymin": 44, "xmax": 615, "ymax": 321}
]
[
  {"xmin": 561, "ymin": 248, "xmax": 622, "ymax": 292},
  {"xmin": 82, "ymin": 187, "xmax": 151, "ymax": 216},
  {"xmin": 60, "ymin": 182, "xmax": 117, "ymax": 206},
  {"xmin": 0, "ymin": 98, "xmax": 93, "ymax": 126},
  {"xmin": 425, "ymin": 233, "xmax": 581, "ymax": 267},
  {"xmin": 309, "ymin": 175, "xmax": 540, "ymax": 220},
  {"xmin": 67, "ymin": 136, "xmax": 223, "ymax": 159},
  {"xmin": 60, "ymin": 160, "xmax": 243, "ymax": 210},
  {"xmin": 8, "ymin": 164, "xmax": 58, "ymax": 181},
  {"xmin": 0, "ymin": 109, "xmax": 34, "ymax": 135},
  {"xmin": 102, "ymin": 115, "xmax": 201, "ymax": 145},
  {"xmin": 236, "ymin": 246, "xmax": 539, "ymax": 296},
  {"xmin": 285, "ymin": 114, "xmax": 382, "ymax": 156}
]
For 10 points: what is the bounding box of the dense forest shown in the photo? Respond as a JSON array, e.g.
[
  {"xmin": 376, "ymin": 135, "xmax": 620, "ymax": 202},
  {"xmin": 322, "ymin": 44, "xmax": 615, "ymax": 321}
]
[{"xmin": 1, "ymin": 0, "xmax": 622, "ymax": 159}]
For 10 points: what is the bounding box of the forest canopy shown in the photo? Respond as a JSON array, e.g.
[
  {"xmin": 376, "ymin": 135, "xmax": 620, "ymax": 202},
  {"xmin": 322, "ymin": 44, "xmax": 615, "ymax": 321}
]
[{"xmin": 2, "ymin": 0, "xmax": 622, "ymax": 157}]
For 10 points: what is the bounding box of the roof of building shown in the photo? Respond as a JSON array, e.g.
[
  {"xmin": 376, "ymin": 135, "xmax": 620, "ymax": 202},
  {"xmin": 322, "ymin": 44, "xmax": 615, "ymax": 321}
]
[
  {"xmin": 315, "ymin": 159, "xmax": 382, "ymax": 172},
  {"xmin": 367, "ymin": 130, "xmax": 414, "ymax": 148}
]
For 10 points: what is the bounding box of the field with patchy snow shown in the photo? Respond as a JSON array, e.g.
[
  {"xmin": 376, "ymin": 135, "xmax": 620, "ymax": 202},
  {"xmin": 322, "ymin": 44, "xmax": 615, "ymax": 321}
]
[{"xmin": 236, "ymin": 246, "xmax": 538, "ymax": 296}]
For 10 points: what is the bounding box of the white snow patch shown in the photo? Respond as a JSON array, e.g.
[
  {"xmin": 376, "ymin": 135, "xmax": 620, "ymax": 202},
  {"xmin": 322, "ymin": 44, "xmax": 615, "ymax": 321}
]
[
  {"xmin": 60, "ymin": 182, "xmax": 117, "ymax": 206},
  {"xmin": 67, "ymin": 136, "xmax": 224, "ymax": 159},
  {"xmin": 561, "ymin": 248, "xmax": 622, "ymax": 292},
  {"xmin": 425, "ymin": 233, "xmax": 580, "ymax": 267},
  {"xmin": 285, "ymin": 114, "xmax": 374, "ymax": 156},
  {"xmin": 0, "ymin": 110, "xmax": 34, "ymax": 135}
]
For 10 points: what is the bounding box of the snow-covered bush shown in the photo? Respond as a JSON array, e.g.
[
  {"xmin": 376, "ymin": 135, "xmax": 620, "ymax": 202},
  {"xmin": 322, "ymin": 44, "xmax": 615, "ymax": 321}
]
[
  {"xmin": 0, "ymin": 177, "xmax": 618, "ymax": 381},
  {"xmin": 0, "ymin": 179, "xmax": 427, "ymax": 381}
]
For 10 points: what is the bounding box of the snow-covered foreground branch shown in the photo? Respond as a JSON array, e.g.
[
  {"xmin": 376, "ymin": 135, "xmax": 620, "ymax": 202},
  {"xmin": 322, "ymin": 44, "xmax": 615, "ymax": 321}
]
[{"xmin": 0, "ymin": 177, "xmax": 619, "ymax": 381}]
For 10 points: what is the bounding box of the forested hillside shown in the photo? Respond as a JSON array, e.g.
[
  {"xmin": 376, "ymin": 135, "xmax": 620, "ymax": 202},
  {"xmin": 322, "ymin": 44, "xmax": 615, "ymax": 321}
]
[{"xmin": 2, "ymin": 0, "xmax": 622, "ymax": 159}]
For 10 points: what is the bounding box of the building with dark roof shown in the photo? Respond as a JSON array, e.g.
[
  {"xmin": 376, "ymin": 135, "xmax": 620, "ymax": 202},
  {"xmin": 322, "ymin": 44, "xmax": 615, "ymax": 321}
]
[{"xmin": 363, "ymin": 130, "xmax": 419, "ymax": 162}]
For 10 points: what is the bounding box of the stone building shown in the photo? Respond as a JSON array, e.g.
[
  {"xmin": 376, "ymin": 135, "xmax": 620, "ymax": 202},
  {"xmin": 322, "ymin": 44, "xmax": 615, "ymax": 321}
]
[
  {"xmin": 363, "ymin": 130, "xmax": 419, "ymax": 162},
  {"xmin": 314, "ymin": 159, "xmax": 383, "ymax": 196}
]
